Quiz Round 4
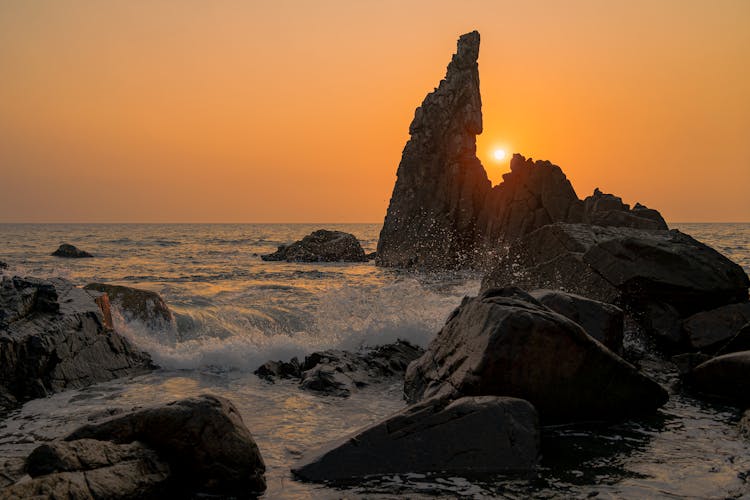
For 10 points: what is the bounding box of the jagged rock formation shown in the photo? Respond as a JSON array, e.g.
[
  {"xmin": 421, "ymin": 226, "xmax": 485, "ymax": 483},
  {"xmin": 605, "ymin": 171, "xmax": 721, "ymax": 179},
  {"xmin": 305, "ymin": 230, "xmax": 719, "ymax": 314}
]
[
  {"xmin": 376, "ymin": 31, "xmax": 667, "ymax": 270},
  {"xmin": 0, "ymin": 276, "xmax": 153, "ymax": 412},
  {"xmin": 51, "ymin": 243, "xmax": 93, "ymax": 258},
  {"xmin": 262, "ymin": 230, "xmax": 367, "ymax": 263},
  {"xmin": 84, "ymin": 283, "xmax": 176, "ymax": 332}
]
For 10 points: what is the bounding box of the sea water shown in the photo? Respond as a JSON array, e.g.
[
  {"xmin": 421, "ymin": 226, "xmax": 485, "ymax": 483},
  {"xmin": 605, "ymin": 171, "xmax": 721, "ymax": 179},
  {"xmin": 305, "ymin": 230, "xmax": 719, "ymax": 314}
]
[{"xmin": 0, "ymin": 222, "xmax": 748, "ymax": 498}]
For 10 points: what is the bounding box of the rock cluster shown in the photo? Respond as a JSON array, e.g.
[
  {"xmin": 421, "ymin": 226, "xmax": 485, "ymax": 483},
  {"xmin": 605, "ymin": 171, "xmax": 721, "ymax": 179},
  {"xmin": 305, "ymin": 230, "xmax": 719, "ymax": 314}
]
[
  {"xmin": 376, "ymin": 32, "xmax": 666, "ymax": 270},
  {"xmin": 262, "ymin": 229, "xmax": 367, "ymax": 262},
  {"xmin": 0, "ymin": 276, "xmax": 153, "ymax": 412},
  {"xmin": 1, "ymin": 395, "xmax": 266, "ymax": 498},
  {"xmin": 84, "ymin": 283, "xmax": 176, "ymax": 332},
  {"xmin": 256, "ymin": 340, "xmax": 424, "ymax": 397},
  {"xmin": 51, "ymin": 243, "xmax": 93, "ymax": 258}
]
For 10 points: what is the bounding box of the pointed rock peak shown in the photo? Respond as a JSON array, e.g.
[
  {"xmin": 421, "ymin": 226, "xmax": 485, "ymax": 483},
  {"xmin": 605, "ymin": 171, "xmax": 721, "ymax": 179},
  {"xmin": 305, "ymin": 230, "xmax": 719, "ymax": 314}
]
[{"xmin": 451, "ymin": 31, "xmax": 480, "ymax": 69}]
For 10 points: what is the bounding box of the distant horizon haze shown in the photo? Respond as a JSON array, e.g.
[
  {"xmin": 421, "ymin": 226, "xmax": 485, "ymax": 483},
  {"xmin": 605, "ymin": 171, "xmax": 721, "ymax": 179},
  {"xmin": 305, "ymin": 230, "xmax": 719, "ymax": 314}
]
[{"xmin": 1, "ymin": 1, "xmax": 748, "ymax": 223}]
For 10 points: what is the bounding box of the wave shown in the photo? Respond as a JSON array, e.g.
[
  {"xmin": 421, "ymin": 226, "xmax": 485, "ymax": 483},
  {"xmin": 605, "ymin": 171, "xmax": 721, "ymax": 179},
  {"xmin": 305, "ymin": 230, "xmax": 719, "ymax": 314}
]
[{"xmin": 115, "ymin": 278, "xmax": 479, "ymax": 371}]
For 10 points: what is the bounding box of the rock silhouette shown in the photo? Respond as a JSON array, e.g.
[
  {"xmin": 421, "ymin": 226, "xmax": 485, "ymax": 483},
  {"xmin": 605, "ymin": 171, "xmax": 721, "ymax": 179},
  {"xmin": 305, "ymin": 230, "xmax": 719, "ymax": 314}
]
[
  {"xmin": 376, "ymin": 32, "xmax": 667, "ymax": 270},
  {"xmin": 52, "ymin": 243, "xmax": 93, "ymax": 258}
]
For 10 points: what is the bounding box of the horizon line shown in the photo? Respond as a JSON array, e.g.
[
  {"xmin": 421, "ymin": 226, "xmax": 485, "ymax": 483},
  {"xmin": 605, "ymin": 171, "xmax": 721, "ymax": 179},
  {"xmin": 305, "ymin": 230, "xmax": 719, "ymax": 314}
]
[{"xmin": 1, "ymin": 220, "xmax": 749, "ymax": 225}]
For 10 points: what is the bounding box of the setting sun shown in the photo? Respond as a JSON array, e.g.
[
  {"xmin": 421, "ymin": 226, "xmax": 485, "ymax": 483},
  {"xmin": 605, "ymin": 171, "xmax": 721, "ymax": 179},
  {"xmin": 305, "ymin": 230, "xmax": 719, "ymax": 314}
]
[{"xmin": 493, "ymin": 149, "xmax": 507, "ymax": 161}]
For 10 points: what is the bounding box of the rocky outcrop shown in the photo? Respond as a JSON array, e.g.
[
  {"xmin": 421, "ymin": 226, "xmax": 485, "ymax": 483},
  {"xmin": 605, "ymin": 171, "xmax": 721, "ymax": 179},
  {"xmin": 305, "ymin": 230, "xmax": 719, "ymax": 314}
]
[
  {"xmin": 681, "ymin": 302, "xmax": 750, "ymax": 353},
  {"xmin": 1, "ymin": 395, "xmax": 266, "ymax": 498},
  {"xmin": 376, "ymin": 31, "xmax": 668, "ymax": 270},
  {"xmin": 482, "ymin": 224, "xmax": 750, "ymax": 340},
  {"xmin": 0, "ymin": 276, "xmax": 153, "ymax": 412},
  {"xmin": 51, "ymin": 243, "xmax": 93, "ymax": 258},
  {"xmin": 65, "ymin": 394, "xmax": 266, "ymax": 496},
  {"xmin": 583, "ymin": 188, "xmax": 667, "ymax": 230},
  {"xmin": 262, "ymin": 230, "xmax": 367, "ymax": 262},
  {"xmin": 529, "ymin": 289, "xmax": 624, "ymax": 354},
  {"xmin": 292, "ymin": 395, "xmax": 539, "ymax": 482},
  {"xmin": 688, "ymin": 351, "xmax": 750, "ymax": 406},
  {"xmin": 404, "ymin": 287, "xmax": 668, "ymax": 423},
  {"xmin": 84, "ymin": 283, "xmax": 176, "ymax": 332},
  {"xmin": 256, "ymin": 340, "xmax": 424, "ymax": 397}
]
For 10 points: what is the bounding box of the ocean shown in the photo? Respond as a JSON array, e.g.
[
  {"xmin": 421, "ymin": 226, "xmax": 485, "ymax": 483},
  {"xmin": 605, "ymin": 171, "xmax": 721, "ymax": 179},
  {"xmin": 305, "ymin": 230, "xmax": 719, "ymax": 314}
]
[{"xmin": 0, "ymin": 222, "xmax": 749, "ymax": 498}]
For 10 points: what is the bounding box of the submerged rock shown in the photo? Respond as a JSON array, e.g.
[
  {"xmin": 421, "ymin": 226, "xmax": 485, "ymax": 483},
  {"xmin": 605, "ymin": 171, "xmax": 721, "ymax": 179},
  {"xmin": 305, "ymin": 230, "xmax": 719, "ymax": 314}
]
[
  {"xmin": 292, "ymin": 395, "xmax": 539, "ymax": 482},
  {"xmin": 261, "ymin": 230, "xmax": 367, "ymax": 262},
  {"xmin": 376, "ymin": 31, "xmax": 667, "ymax": 270},
  {"xmin": 404, "ymin": 287, "xmax": 668, "ymax": 423},
  {"xmin": 681, "ymin": 302, "xmax": 750, "ymax": 353},
  {"xmin": 530, "ymin": 289, "xmax": 624, "ymax": 354},
  {"xmin": 51, "ymin": 243, "xmax": 93, "ymax": 258},
  {"xmin": 0, "ymin": 276, "xmax": 153, "ymax": 411},
  {"xmin": 256, "ymin": 340, "xmax": 424, "ymax": 397},
  {"xmin": 65, "ymin": 394, "xmax": 266, "ymax": 496},
  {"xmin": 482, "ymin": 224, "xmax": 750, "ymax": 332},
  {"xmin": 84, "ymin": 283, "xmax": 175, "ymax": 332},
  {"xmin": 0, "ymin": 261, "xmax": 7, "ymax": 270}
]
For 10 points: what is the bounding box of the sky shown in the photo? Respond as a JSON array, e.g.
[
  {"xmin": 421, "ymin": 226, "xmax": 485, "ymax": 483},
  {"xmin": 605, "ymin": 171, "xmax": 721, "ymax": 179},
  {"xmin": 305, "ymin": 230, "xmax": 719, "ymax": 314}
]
[{"xmin": 1, "ymin": 0, "xmax": 748, "ymax": 223}]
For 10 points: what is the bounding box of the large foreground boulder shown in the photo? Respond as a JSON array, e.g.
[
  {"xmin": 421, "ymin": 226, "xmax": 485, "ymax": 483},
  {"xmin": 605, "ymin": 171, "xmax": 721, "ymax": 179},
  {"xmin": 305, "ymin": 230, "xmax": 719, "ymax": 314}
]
[
  {"xmin": 0, "ymin": 276, "xmax": 153, "ymax": 411},
  {"xmin": 404, "ymin": 287, "xmax": 668, "ymax": 423},
  {"xmin": 688, "ymin": 351, "xmax": 750, "ymax": 406},
  {"xmin": 261, "ymin": 230, "xmax": 367, "ymax": 262},
  {"xmin": 482, "ymin": 224, "xmax": 749, "ymax": 325},
  {"xmin": 256, "ymin": 340, "xmax": 424, "ymax": 397},
  {"xmin": 529, "ymin": 289, "xmax": 624, "ymax": 354},
  {"xmin": 65, "ymin": 394, "xmax": 266, "ymax": 495},
  {"xmin": 84, "ymin": 283, "xmax": 176, "ymax": 332},
  {"xmin": 1, "ymin": 395, "xmax": 266, "ymax": 498},
  {"xmin": 293, "ymin": 395, "xmax": 539, "ymax": 482},
  {"xmin": 375, "ymin": 31, "xmax": 667, "ymax": 270},
  {"xmin": 51, "ymin": 243, "xmax": 93, "ymax": 258}
]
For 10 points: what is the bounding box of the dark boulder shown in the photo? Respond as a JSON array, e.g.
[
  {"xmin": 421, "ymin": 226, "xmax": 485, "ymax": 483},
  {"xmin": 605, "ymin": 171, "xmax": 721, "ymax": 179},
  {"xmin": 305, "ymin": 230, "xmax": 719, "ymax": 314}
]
[
  {"xmin": 51, "ymin": 243, "xmax": 93, "ymax": 258},
  {"xmin": 292, "ymin": 395, "xmax": 539, "ymax": 482},
  {"xmin": 529, "ymin": 289, "xmax": 624, "ymax": 354},
  {"xmin": 682, "ymin": 302, "xmax": 750, "ymax": 353},
  {"xmin": 0, "ymin": 276, "xmax": 153, "ymax": 412},
  {"xmin": 688, "ymin": 351, "xmax": 750, "ymax": 406},
  {"xmin": 84, "ymin": 283, "xmax": 175, "ymax": 332},
  {"xmin": 482, "ymin": 223, "xmax": 749, "ymax": 324},
  {"xmin": 0, "ymin": 261, "xmax": 7, "ymax": 270},
  {"xmin": 256, "ymin": 340, "xmax": 424, "ymax": 397},
  {"xmin": 404, "ymin": 287, "xmax": 668, "ymax": 423},
  {"xmin": 261, "ymin": 230, "xmax": 367, "ymax": 262},
  {"xmin": 65, "ymin": 394, "xmax": 266, "ymax": 496},
  {"xmin": 582, "ymin": 188, "xmax": 667, "ymax": 230}
]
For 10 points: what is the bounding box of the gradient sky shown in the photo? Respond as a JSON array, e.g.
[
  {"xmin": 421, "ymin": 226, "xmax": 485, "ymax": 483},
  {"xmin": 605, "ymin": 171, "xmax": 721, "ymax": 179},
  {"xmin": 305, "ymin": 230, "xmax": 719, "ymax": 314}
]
[{"xmin": 1, "ymin": 1, "xmax": 748, "ymax": 223}]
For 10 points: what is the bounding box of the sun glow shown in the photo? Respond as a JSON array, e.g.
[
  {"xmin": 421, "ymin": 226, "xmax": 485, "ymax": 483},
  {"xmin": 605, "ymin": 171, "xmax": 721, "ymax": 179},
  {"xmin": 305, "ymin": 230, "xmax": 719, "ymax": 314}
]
[{"xmin": 493, "ymin": 149, "xmax": 507, "ymax": 162}]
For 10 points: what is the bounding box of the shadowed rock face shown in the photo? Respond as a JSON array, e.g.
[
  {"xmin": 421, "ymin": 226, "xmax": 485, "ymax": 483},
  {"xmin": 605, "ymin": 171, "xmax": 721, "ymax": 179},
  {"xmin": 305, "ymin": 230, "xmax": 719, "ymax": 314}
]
[
  {"xmin": 262, "ymin": 229, "xmax": 367, "ymax": 263},
  {"xmin": 51, "ymin": 243, "xmax": 93, "ymax": 258},
  {"xmin": 376, "ymin": 31, "xmax": 667, "ymax": 270}
]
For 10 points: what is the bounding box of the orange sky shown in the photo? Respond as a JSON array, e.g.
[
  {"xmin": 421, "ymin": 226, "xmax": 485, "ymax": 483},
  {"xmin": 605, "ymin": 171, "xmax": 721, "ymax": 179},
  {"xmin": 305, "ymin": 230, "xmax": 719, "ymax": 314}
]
[{"xmin": 1, "ymin": 1, "xmax": 748, "ymax": 223}]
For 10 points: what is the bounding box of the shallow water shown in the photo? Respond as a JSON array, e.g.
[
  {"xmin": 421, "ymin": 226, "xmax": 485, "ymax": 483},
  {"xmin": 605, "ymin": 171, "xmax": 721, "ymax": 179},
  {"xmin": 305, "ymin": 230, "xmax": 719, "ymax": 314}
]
[{"xmin": 0, "ymin": 222, "xmax": 749, "ymax": 498}]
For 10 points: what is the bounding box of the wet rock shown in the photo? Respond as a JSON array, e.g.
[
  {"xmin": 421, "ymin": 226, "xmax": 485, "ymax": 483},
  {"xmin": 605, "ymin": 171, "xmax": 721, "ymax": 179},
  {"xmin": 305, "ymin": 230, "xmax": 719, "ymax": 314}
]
[
  {"xmin": 65, "ymin": 394, "xmax": 266, "ymax": 496},
  {"xmin": 255, "ymin": 341, "xmax": 424, "ymax": 397},
  {"xmin": 0, "ymin": 276, "xmax": 153, "ymax": 411},
  {"xmin": 530, "ymin": 289, "xmax": 624, "ymax": 354},
  {"xmin": 292, "ymin": 395, "xmax": 539, "ymax": 482},
  {"xmin": 739, "ymin": 409, "xmax": 750, "ymax": 439},
  {"xmin": 364, "ymin": 251, "xmax": 377, "ymax": 261},
  {"xmin": 682, "ymin": 302, "xmax": 750, "ymax": 353},
  {"xmin": 583, "ymin": 188, "xmax": 667, "ymax": 230},
  {"xmin": 689, "ymin": 351, "xmax": 750, "ymax": 406},
  {"xmin": 261, "ymin": 229, "xmax": 367, "ymax": 262},
  {"xmin": 51, "ymin": 243, "xmax": 93, "ymax": 258},
  {"xmin": 375, "ymin": 31, "xmax": 668, "ymax": 271},
  {"xmin": 671, "ymin": 353, "xmax": 712, "ymax": 377},
  {"xmin": 715, "ymin": 322, "xmax": 750, "ymax": 356},
  {"xmin": 0, "ymin": 261, "xmax": 7, "ymax": 270},
  {"xmin": 482, "ymin": 223, "xmax": 750, "ymax": 323},
  {"xmin": 84, "ymin": 283, "xmax": 175, "ymax": 332},
  {"xmin": 404, "ymin": 287, "xmax": 668, "ymax": 423}
]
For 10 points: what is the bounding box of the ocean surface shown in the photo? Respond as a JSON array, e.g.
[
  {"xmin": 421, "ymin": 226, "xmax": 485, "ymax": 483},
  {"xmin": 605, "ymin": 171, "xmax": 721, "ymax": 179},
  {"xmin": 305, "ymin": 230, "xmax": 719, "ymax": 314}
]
[{"xmin": 0, "ymin": 222, "xmax": 749, "ymax": 499}]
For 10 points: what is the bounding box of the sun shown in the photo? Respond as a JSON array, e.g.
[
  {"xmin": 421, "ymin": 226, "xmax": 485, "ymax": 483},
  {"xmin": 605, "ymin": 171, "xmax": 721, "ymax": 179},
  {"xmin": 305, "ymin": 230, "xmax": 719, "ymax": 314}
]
[{"xmin": 493, "ymin": 149, "xmax": 507, "ymax": 162}]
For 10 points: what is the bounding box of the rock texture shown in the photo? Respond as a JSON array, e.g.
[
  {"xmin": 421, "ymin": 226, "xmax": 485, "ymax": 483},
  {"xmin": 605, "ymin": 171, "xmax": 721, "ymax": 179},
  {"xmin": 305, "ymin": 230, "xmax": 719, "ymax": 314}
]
[
  {"xmin": 404, "ymin": 287, "xmax": 668, "ymax": 423},
  {"xmin": 65, "ymin": 394, "xmax": 266, "ymax": 496},
  {"xmin": 0, "ymin": 276, "xmax": 153, "ymax": 411},
  {"xmin": 688, "ymin": 351, "xmax": 750, "ymax": 406},
  {"xmin": 256, "ymin": 340, "xmax": 424, "ymax": 397},
  {"xmin": 292, "ymin": 395, "xmax": 539, "ymax": 482},
  {"xmin": 84, "ymin": 283, "xmax": 176, "ymax": 332},
  {"xmin": 0, "ymin": 261, "xmax": 8, "ymax": 270},
  {"xmin": 529, "ymin": 289, "xmax": 624, "ymax": 354},
  {"xmin": 481, "ymin": 224, "xmax": 750, "ymax": 331},
  {"xmin": 681, "ymin": 302, "xmax": 750, "ymax": 353},
  {"xmin": 376, "ymin": 31, "xmax": 667, "ymax": 270},
  {"xmin": 51, "ymin": 243, "xmax": 93, "ymax": 258},
  {"xmin": 262, "ymin": 230, "xmax": 367, "ymax": 262}
]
